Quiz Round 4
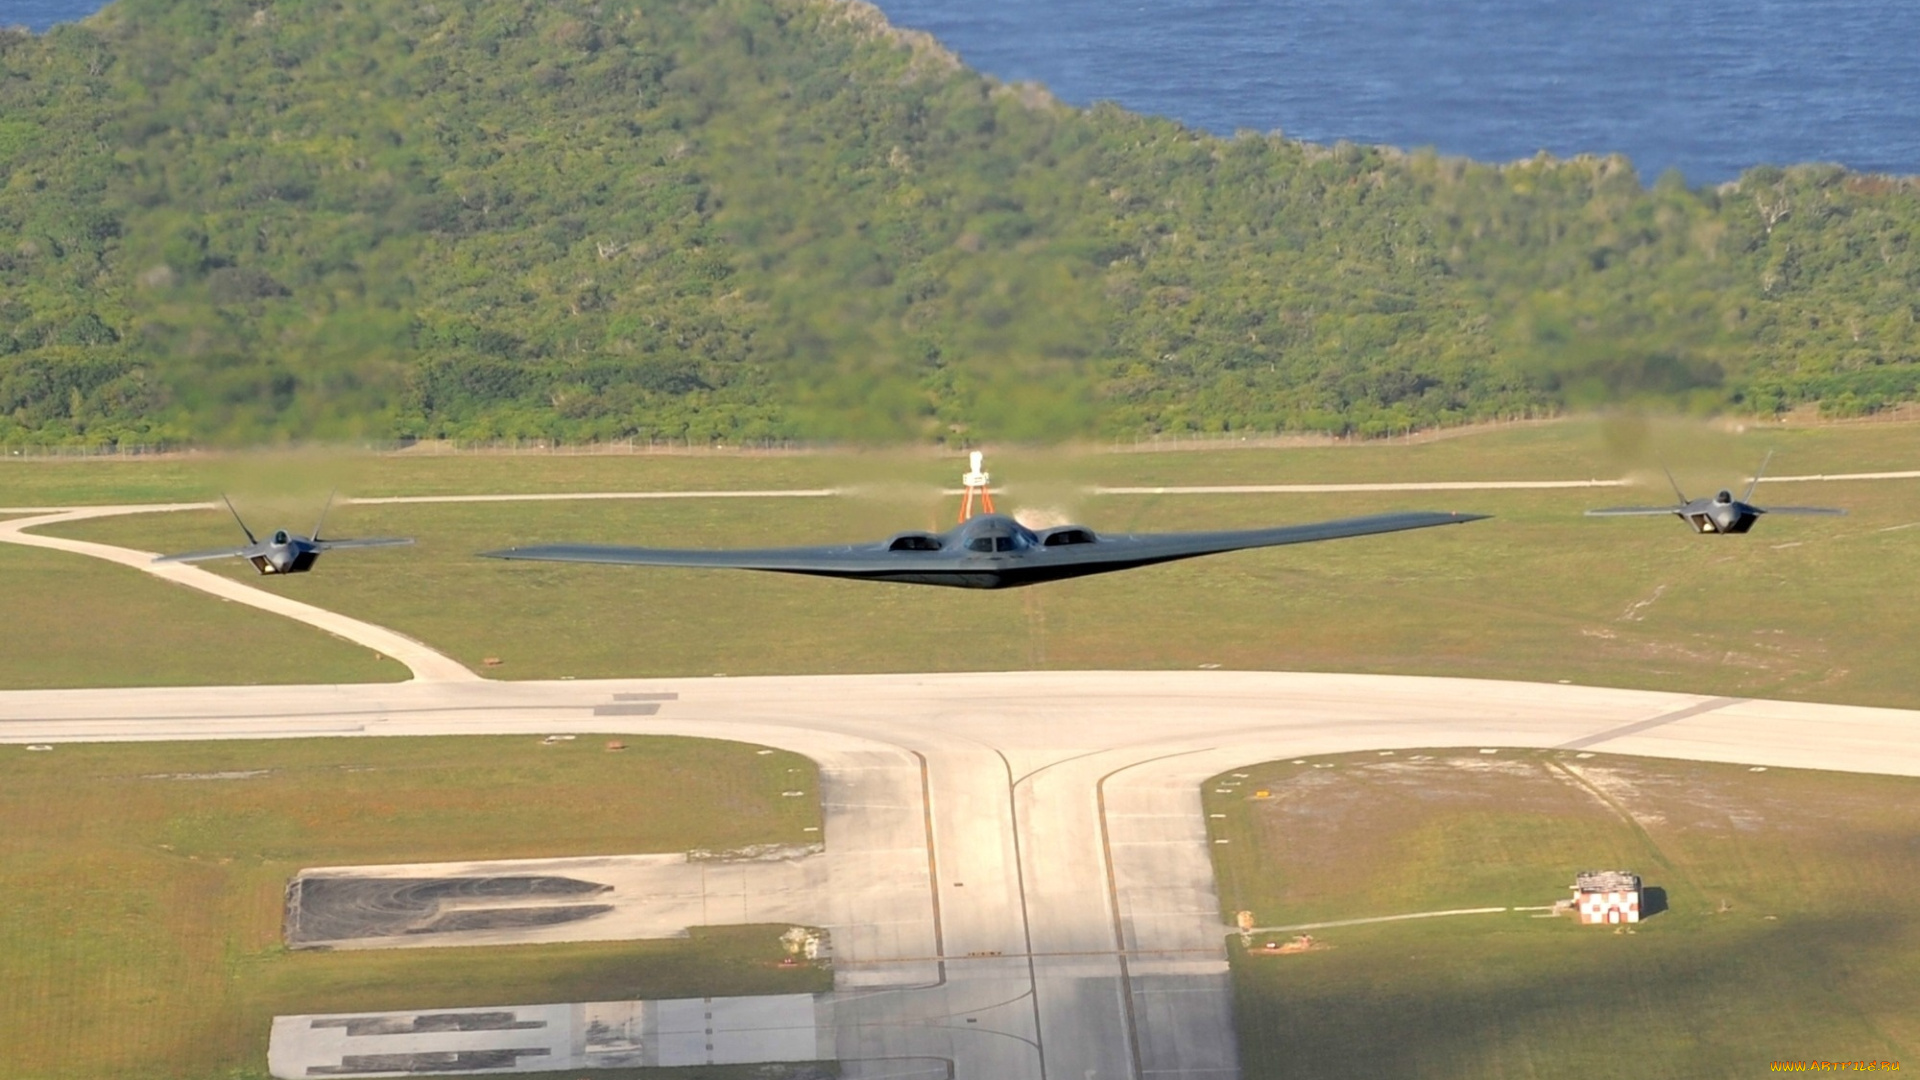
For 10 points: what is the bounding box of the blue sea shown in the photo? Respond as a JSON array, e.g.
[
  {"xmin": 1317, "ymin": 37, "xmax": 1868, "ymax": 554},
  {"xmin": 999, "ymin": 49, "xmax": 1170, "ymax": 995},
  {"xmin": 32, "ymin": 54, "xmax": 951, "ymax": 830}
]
[{"xmin": 10, "ymin": 0, "xmax": 1917, "ymax": 183}]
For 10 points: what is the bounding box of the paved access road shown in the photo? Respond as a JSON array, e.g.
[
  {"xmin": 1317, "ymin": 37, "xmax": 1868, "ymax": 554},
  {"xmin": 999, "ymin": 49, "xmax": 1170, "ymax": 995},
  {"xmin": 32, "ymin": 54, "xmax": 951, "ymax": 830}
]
[
  {"xmin": 0, "ymin": 507, "xmax": 475, "ymax": 682},
  {"xmin": 6, "ymin": 671, "xmax": 1919, "ymax": 1079}
]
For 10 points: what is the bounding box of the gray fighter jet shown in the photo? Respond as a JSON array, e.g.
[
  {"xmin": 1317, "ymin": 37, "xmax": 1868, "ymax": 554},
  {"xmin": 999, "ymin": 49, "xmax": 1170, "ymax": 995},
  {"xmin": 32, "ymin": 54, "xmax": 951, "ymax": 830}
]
[
  {"xmin": 481, "ymin": 459, "xmax": 1486, "ymax": 589},
  {"xmin": 153, "ymin": 495, "xmax": 412, "ymax": 575},
  {"xmin": 1586, "ymin": 453, "xmax": 1844, "ymax": 534}
]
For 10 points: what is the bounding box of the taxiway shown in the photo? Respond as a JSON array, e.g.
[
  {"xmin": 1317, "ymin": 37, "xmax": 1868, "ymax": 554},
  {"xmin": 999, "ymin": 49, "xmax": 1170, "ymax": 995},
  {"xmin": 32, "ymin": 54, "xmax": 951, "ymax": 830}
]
[{"xmin": 5, "ymin": 671, "xmax": 1918, "ymax": 1078}]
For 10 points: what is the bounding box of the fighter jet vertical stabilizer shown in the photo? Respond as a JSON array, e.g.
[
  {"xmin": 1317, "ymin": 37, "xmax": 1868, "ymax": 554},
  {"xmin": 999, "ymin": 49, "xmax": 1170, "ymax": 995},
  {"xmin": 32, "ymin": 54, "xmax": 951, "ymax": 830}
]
[
  {"xmin": 1587, "ymin": 452, "xmax": 1845, "ymax": 534},
  {"xmin": 153, "ymin": 495, "xmax": 414, "ymax": 575}
]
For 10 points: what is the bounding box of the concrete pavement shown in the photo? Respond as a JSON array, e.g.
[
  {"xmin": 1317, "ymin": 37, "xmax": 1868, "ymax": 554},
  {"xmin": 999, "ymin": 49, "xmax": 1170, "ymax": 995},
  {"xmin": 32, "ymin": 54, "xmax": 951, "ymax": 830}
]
[
  {"xmin": 0, "ymin": 507, "xmax": 476, "ymax": 682},
  {"xmin": 7, "ymin": 671, "xmax": 1920, "ymax": 1078}
]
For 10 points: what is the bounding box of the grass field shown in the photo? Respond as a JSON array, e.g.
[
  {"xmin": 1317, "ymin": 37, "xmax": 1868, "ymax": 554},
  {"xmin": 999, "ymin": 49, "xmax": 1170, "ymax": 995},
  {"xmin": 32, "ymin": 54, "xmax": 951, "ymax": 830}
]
[
  {"xmin": 23, "ymin": 418, "xmax": 1920, "ymax": 707},
  {"xmin": 4, "ymin": 416, "xmax": 1917, "ymax": 504},
  {"xmin": 0, "ymin": 543, "xmax": 404, "ymax": 688},
  {"xmin": 1205, "ymin": 751, "xmax": 1920, "ymax": 1078},
  {"xmin": 0, "ymin": 736, "xmax": 826, "ymax": 1080}
]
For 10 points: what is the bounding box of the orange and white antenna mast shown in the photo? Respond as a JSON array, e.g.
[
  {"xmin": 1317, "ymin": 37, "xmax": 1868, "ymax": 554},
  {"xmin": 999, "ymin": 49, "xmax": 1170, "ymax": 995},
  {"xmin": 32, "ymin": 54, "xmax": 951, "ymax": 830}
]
[{"xmin": 959, "ymin": 450, "xmax": 995, "ymax": 522}]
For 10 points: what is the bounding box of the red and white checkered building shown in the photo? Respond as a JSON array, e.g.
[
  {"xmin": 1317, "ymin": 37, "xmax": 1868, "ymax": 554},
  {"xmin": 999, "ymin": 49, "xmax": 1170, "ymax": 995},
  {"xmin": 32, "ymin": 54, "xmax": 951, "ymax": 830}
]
[{"xmin": 1573, "ymin": 870, "xmax": 1641, "ymax": 924}]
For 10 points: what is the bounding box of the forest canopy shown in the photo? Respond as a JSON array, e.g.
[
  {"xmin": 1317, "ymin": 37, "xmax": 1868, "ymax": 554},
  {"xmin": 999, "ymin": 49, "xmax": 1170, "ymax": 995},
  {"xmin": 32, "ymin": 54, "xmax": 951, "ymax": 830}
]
[{"xmin": 2, "ymin": 0, "xmax": 1917, "ymax": 446}]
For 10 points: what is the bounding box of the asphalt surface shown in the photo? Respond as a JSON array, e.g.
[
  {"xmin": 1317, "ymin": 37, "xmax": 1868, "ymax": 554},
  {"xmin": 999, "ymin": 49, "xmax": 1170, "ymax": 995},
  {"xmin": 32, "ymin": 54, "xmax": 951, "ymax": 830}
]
[
  {"xmin": 7, "ymin": 671, "xmax": 1920, "ymax": 1079},
  {"xmin": 286, "ymin": 850, "xmax": 828, "ymax": 949}
]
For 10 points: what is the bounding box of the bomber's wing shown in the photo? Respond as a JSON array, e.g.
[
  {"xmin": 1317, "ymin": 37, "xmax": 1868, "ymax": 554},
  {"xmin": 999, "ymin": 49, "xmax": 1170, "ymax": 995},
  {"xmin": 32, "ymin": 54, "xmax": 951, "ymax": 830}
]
[
  {"xmin": 480, "ymin": 540, "xmax": 900, "ymax": 575},
  {"xmin": 1033, "ymin": 511, "xmax": 1488, "ymax": 574},
  {"xmin": 153, "ymin": 545, "xmax": 254, "ymax": 564},
  {"xmin": 315, "ymin": 537, "xmax": 416, "ymax": 550},
  {"xmin": 1585, "ymin": 507, "xmax": 1683, "ymax": 516},
  {"xmin": 1758, "ymin": 506, "xmax": 1847, "ymax": 516}
]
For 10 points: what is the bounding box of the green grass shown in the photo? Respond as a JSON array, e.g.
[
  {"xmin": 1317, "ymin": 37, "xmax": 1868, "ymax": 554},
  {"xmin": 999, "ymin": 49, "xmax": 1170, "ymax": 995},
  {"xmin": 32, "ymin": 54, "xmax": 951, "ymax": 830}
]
[
  {"xmin": 0, "ymin": 447, "xmax": 853, "ymax": 506},
  {"xmin": 0, "ymin": 543, "xmax": 404, "ymax": 688},
  {"xmin": 25, "ymin": 418, "xmax": 1920, "ymax": 707},
  {"xmin": 0, "ymin": 736, "xmax": 826, "ymax": 1080},
  {"xmin": 1205, "ymin": 751, "xmax": 1920, "ymax": 1078},
  {"xmin": 3, "ymin": 416, "xmax": 1917, "ymax": 505}
]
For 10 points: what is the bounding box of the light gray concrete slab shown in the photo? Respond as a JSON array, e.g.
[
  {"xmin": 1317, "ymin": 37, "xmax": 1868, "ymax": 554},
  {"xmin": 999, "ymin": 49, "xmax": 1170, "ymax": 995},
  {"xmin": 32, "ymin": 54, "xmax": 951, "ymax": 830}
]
[{"xmin": 269, "ymin": 995, "xmax": 827, "ymax": 1076}]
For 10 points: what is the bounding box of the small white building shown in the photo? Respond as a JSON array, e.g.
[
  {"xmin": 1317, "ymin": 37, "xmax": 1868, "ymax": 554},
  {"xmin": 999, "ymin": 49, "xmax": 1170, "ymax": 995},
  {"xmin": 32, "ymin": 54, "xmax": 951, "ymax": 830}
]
[{"xmin": 1574, "ymin": 870, "xmax": 1642, "ymax": 924}]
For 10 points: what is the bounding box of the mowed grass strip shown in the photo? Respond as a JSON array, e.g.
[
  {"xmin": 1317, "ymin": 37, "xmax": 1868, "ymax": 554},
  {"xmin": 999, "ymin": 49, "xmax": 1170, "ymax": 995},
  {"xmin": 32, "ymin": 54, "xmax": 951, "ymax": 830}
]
[
  {"xmin": 3, "ymin": 416, "xmax": 1916, "ymax": 505},
  {"xmin": 0, "ymin": 543, "xmax": 403, "ymax": 689},
  {"xmin": 0, "ymin": 736, "xmax": 825, "ymax": 1080},
  {"xmin": 1206, "ymin": 751, "xmax": 1920, "ymax": 1078},
  {"xmin": 42, "ymin": 420, "xmax": 1920, "ymax": 706}
]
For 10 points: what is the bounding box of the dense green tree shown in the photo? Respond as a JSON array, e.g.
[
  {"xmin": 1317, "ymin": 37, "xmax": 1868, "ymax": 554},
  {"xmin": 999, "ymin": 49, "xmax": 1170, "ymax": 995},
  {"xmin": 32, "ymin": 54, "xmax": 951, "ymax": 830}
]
[{"xmin": 1, "ymin": 0, "xmax": 1915, "ymax": 446}]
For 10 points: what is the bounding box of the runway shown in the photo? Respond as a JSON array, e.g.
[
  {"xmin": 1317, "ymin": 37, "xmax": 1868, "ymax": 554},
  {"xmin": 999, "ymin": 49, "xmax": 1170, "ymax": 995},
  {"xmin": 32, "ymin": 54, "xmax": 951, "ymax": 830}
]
[{"xmin": 6, "ymin": 670, "xmax": 1918, "ymax": 1078}]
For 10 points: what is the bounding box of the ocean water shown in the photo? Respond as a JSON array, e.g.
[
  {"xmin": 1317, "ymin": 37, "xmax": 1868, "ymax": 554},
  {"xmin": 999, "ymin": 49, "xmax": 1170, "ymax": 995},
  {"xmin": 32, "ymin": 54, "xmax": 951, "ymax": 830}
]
[{"xmin": 10, "ymin": 0, "xmax": 1918, "ymax": 183}]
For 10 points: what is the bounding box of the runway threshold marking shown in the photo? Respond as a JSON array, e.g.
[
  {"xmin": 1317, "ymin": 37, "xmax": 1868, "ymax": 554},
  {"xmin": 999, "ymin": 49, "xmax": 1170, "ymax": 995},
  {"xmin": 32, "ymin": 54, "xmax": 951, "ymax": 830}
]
[{"xmin": 1558, "ymin": 695, "xmax": 1747, "ymax": 750}]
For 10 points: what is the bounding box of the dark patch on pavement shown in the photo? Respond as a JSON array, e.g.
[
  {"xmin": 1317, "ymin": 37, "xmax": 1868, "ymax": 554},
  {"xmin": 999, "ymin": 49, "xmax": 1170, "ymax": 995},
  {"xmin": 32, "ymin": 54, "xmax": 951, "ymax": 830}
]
[
  {"xmin": 593, "ymin": 702, "xmax": 661, "ymax": 716},
  {"xmin": 308, "ymin": 1048, "xmax": 551, "ymax": 1074},
  {"xmin": 287, "ymin": 875, "xmax": 612, "ymax": 945},
  {"xmin": 1558, "ymin": 696, "xmax": 1746, "ymax": 750},
  {"xmin": 313, "ymin": 1012, "xmax": 546, "ymax": 1036},
  {"xmin": 409, "ymin": 904, "xmax": 614, "ymax": 934}
]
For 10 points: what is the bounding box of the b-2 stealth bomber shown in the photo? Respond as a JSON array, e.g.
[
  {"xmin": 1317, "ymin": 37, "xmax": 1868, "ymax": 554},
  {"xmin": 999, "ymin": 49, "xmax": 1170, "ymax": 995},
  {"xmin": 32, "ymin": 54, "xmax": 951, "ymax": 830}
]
[
  {"xmin": 1586, "ymin": 453, "xmax": 1845, "ymax": 534},
  {"xmin": 153, "ymin": 495, "xmax": 412, "ymax": 575},
  {"xmin": 482, "ymin": 453, "xmax": 1487, "ymax": 590}
]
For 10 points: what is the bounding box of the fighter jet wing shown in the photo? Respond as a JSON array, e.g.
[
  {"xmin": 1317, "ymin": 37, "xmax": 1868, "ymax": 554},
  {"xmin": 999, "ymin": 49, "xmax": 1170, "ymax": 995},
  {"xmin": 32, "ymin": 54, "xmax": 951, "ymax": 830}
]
[
  {"xmin": 480, "ymin": 540, "xmax": 899, "ymax": 574},
  {"xmin": 153, "ymin": 545, "xmax": 254, "ymax": 564},
  {"xmin": 315, "ymin": 537, "xmax": 416, "ymax": 550},
  {"xmin": 1585, "ymin": 507, "xmax": 1683, "ymax": 516},
  {"xmin": 1759, "ymin": 506, "xmax": 1847, "ymax": 516}
]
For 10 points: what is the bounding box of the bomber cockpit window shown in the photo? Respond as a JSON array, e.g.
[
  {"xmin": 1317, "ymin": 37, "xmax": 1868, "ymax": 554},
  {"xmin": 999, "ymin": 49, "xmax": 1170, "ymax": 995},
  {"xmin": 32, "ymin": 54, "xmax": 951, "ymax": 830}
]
[{"xmin": 961, "ymin": 519, "xmax": 1038, "ymax": 554}]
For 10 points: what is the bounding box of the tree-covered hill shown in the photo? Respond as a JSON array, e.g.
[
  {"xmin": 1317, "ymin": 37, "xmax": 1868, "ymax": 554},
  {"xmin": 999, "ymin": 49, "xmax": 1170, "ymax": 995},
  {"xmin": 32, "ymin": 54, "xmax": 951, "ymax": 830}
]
[{"xmin": 2, "ymin": 0, "xmax": 1917, "ymax": 446}]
